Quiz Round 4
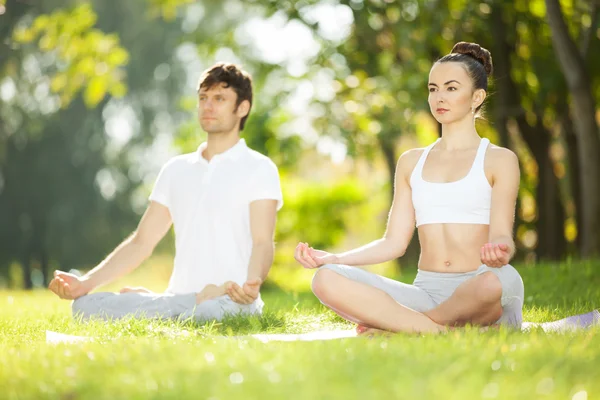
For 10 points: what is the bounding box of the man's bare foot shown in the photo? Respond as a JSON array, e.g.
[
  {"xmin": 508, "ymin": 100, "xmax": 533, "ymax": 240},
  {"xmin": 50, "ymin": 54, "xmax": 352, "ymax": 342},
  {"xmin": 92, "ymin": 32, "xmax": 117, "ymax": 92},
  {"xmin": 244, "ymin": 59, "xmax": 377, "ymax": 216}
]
[
  {"xmin": 195, "ymin": 284, "xmax": 227, "ymax": 304},
  {"xmin": 120, "ymin": 286, "xmax": 153, "ymax": 294}
]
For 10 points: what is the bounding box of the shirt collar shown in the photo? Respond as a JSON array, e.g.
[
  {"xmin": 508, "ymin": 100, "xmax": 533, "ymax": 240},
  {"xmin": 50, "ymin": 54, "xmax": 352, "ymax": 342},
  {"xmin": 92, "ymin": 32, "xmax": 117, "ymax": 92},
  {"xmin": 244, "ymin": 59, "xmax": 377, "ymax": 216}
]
[{"xmin": 194, "ymin": 138, "xmax": 247, "ymax": 164}]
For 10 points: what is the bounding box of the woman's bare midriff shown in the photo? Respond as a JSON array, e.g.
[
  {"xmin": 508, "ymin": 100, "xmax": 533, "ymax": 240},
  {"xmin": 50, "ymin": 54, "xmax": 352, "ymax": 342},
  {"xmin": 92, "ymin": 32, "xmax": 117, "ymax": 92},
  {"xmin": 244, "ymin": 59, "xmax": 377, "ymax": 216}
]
[{"xmin": 417, "ymin": 223, "xmax": 489, "ymax": 273}]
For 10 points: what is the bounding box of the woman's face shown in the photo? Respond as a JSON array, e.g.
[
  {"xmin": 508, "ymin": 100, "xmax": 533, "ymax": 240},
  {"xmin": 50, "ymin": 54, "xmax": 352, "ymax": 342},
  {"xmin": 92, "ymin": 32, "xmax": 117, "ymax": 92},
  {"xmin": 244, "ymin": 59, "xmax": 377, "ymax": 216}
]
[{"xmin": 427, "ymin": 62, "xmax": 484, "ymax": 124}]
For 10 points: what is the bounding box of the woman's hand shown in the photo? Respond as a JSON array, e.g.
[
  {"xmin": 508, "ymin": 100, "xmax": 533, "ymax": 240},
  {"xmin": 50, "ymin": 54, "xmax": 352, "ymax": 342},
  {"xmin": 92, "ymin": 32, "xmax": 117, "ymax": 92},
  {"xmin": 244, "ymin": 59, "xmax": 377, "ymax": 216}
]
[
  {"xmin": 294, "ymin": 242, "xmax": 337, "ymax": 269},
  {"xmin": 480, "ymin": 243, "xmax": 510, "ymax": 268}
]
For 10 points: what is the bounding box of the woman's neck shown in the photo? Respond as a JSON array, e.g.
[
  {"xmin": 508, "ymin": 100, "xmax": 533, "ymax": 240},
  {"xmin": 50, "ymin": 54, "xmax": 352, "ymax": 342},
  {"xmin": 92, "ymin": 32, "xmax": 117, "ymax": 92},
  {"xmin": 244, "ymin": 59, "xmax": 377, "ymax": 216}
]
[{"xmin": 438, "ymin": 116, "xmax": 481, "ymax": 150}]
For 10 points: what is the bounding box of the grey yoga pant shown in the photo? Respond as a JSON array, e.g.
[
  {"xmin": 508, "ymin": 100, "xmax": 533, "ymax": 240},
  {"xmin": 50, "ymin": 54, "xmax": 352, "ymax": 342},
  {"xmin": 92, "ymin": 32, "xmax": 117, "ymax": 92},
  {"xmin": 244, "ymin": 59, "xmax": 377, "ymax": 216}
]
[
  {"xmin": 71, "ymin": 292, "xmax": 263, "ymax": 322},
  {"xmin": 315, "ymin": 263, "xmax": 524, "ymax": 328}
]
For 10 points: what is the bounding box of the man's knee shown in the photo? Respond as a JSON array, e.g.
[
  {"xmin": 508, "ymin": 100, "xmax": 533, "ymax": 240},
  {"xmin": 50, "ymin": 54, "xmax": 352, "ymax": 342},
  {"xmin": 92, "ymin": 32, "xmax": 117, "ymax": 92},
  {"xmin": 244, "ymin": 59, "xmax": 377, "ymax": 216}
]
[
  {"xmin": 72, "ymin": 293, "xmax": 109, "ymax": 319},
  {"xmin": 311, "ymin": 267, "xmax": 343, "ymax": 302},
  {"xmin": 475, "ymin": 272, "xmax": 502, "ymax": 305},
  {"xmin": 72, "ymin": 295, "xmax": 92, "ymax": 319}
]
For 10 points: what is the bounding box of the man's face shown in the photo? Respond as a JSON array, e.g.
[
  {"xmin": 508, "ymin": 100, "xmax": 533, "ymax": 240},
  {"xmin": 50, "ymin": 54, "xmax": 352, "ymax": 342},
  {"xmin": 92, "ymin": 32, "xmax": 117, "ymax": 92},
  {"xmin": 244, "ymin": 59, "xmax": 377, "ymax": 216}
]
[{"xmin": 197, "ymin": 83, "xmax": 247, "ymax": 134}]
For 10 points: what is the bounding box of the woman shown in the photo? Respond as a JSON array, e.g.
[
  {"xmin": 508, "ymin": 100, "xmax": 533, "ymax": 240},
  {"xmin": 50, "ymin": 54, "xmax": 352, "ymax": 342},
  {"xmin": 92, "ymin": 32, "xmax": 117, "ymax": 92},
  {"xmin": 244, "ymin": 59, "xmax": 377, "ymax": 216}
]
[{"xmin": 294, "ymin": 42, "xmax": 524, "ymax": 335}]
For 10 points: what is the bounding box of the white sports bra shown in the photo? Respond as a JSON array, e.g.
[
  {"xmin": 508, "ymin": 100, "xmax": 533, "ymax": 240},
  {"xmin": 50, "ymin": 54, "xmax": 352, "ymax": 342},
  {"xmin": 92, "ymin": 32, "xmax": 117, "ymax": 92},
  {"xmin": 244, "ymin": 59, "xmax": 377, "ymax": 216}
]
[{"xmin": 410, "ymin": 138, "xmax": 492, "ymax": 227}]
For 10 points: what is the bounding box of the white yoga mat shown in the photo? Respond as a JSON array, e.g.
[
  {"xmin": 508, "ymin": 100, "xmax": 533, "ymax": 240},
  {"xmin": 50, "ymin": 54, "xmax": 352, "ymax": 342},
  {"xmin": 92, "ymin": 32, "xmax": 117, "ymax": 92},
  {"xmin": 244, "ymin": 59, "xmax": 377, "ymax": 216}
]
[{"xmin": 46, "ymin": 310, "xmax": 599, "ymax": 344}]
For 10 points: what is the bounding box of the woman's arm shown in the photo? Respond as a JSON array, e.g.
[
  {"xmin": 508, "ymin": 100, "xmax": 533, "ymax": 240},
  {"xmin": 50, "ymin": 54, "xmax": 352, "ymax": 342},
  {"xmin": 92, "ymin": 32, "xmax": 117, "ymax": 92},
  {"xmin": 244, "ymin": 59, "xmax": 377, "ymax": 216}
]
[
  {"xmin": 296, "ymin": 149, "xmax": 421, "ymax": 268},
  {"xmin": 483, "ymin": 147, "xmax": 520, "ymax": 266}
]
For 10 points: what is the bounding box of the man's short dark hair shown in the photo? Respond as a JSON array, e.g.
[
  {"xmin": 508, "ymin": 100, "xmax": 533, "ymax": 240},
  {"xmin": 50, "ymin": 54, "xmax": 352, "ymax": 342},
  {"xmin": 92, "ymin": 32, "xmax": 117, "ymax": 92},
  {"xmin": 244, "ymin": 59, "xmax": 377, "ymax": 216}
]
[{"xmin": 197, "ymin": 63, "xmax": 253, "ymax": 131}]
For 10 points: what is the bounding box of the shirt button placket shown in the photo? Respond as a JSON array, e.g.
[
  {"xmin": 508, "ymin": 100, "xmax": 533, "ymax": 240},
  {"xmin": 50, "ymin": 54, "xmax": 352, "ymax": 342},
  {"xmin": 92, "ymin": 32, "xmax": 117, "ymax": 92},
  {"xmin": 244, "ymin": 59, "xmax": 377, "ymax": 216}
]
[{"xmin": 202, "ymin": 158, "xmax": 217, "ymax": 186}]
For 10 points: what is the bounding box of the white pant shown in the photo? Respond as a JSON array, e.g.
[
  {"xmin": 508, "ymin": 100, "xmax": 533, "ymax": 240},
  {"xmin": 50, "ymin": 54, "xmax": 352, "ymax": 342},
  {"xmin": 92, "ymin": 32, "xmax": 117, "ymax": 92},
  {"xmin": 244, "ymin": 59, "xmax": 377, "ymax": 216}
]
[
  {"xmin": 72, "ymin": 292, "xmax": 263, "ymax": 322},
  {"xmin": 316, "ymin": 264, "xmax": 524, "ymax": 328}
]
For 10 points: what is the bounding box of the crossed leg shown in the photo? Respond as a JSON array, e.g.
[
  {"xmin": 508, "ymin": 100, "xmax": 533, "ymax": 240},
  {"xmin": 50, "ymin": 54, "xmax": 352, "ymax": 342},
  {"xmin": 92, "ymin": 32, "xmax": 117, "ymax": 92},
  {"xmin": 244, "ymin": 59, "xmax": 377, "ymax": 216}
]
[
  {"xmin": 312, "ymin": 267, "xmax": 502, "ymax": 334},
  {"xmin": 71, "ymin": 292, "xmax": 262, "ymax": 322},
  {"xmin": 424, "ymin": 272, "xmax": 503, "ymax": 327}
]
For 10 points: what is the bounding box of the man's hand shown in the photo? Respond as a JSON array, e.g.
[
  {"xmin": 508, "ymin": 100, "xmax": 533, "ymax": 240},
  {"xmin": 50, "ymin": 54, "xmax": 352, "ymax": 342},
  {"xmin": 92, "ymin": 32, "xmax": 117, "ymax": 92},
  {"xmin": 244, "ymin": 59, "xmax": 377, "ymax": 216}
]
[
  {"xmin": 48, "ymin": 270, "xmax": 90, "ymax": 300},
  {"xmin": 120, "ymin": 286, "xmax": 153, "ymax": 294},
  {"xmin": 226, "ymin": 277, "xmax": 262, "ymax": 305},
  {"xmin": 480, "ymin": 243, "xmax": 510, "ymax": 268}
]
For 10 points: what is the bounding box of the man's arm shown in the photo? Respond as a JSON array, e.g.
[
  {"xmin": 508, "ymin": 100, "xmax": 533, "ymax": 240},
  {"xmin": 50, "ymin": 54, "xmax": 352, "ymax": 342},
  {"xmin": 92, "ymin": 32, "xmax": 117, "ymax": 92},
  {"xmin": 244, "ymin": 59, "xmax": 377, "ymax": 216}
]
[
  {"xmin": 482, "ymin": 148, "xmax": 520, "ymax": 266},
  {"xmin": 247, "ymin": 199, "xmax": 278, "ymax": 281},
  {"xmin": 49, "ymin": 201, "xmax": 172, "ymax": 299},
  {"xmin": 226, "ymin": 199, "xmax": 278, "ymax": 304}
]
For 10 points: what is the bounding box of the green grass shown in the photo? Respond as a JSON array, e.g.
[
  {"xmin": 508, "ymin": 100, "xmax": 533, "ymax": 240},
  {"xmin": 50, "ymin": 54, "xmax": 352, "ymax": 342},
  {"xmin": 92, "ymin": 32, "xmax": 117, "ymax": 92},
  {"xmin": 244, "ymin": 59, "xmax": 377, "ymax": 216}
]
[{"xmin": 1, "ymin": 260, "xmax": 599, "ymax": 400}]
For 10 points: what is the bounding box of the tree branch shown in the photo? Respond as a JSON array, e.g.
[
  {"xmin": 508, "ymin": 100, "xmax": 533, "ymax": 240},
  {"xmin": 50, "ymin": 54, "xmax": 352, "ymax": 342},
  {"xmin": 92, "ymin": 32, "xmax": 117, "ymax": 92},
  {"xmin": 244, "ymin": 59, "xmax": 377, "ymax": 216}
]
[
  {"xmin": 545, "ymin": 0, "xmax": 589, "ymax": 92},
  {"xmin": 580, "ymin": 0, "xmax": 599, "ymax": 59}
]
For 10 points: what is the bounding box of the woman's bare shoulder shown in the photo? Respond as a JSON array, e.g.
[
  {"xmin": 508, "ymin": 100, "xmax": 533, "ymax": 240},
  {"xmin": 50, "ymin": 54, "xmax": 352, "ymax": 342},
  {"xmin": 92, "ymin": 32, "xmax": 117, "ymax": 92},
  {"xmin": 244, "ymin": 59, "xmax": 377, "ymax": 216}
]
[
  {"xmin": 397, "ymin": 147, "xmax": 425, "ymax": 170},
  {"xmin": 487, "ymin": 145, "xmax": 520, "ymax": 182},
  {"xmin": 487, "ymin": 144, "xmax": 519, "ymax": 166}
]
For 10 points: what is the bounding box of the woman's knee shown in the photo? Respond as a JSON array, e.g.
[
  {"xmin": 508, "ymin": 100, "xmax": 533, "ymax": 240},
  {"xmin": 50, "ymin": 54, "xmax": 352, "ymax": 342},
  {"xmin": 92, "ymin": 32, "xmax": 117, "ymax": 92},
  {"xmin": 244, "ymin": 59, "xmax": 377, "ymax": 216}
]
[
  {"xmin": 475, "ymin": 272, "xmax": 502, "ymax": 304},
  {"xmin": 311, "ymin": 267, "xmax": 344, "ymax": 301}
]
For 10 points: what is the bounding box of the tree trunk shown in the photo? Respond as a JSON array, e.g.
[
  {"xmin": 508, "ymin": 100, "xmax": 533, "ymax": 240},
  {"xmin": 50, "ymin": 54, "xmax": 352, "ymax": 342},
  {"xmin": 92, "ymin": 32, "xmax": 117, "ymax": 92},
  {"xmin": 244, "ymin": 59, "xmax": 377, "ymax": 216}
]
[
  {"xmin": 378, "ymin": 134, "xmax": 397, "ymax": 205},
  {"xmin": 41, "ymin": 247, "xmax": 49, "ymax": 286},
  {"xmin": 490, "ymin": 3, "xmax": 566, "ymax": 260},
  {"xmin": 36, "ymin": 218, "xmax": 49, "ymax": 285},
  {"xmin": 519, "ymin": 121, "xmax": 567, "ymax": 260},
  {"xmin": 488, "ymin": 8, "xmax": 510, "ymax": 149},
  {"xmin": 546, "ymin": 0, "xmax": 600, "ymax": 257},
  {"xmin": 490, "ymin": 6, "xmax": 522, "ymax": 256},
  {"xmin": 21, "ymin": 252, "xmax": 32, "ymax": 289},
  {"xmin": 579, "ymin": 1, "xmax": 599, "ymax": 59},
  {"xmin": 532, "ymin": 127, "xmax": 565, "ymax": 260},
  {"xmin": 561, "ymin": 108, "xmax": 583, "ymax": 251}
]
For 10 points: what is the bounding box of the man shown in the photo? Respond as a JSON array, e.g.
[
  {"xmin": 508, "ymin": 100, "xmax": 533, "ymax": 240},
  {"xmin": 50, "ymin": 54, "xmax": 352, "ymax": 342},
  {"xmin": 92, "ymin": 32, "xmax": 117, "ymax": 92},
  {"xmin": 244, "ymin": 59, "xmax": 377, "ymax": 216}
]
[{"xmin": 48, "ymin": 63, "xmax": 283, "ymax": 322}]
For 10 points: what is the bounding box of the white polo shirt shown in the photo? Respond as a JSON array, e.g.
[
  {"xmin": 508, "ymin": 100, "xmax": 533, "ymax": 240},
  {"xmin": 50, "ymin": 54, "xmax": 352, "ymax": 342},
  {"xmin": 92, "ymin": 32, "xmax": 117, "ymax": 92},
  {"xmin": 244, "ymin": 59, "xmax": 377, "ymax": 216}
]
[{"xmin": 149, "ymin": 139, "xmax": 283, "ymax": 294}]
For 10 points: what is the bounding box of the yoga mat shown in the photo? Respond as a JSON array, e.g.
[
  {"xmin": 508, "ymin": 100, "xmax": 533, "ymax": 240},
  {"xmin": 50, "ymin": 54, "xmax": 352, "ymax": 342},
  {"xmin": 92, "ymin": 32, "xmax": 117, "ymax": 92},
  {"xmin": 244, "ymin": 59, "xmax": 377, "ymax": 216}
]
[
  {"xmin": 46, "ymin": 310, "xmax": 599, "ymax": 344},
  {"xmin": 521, "ymin": 309, "xmax": 600, "ymax": 333},
  {"xmin": 45, "ymin": 329, "xmax": 357, "ymax": 344},
  {"xmin": 46, "ymin": 330, "xmax": 94, "ymax": 344}
]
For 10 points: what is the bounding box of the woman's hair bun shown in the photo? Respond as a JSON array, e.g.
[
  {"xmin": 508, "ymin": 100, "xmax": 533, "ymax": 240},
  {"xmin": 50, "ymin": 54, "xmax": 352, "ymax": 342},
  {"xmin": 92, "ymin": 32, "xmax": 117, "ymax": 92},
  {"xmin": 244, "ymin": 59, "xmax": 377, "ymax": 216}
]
[{"xmin": 451, "ymin": 41, "xmax": 493, "ymax": 76}]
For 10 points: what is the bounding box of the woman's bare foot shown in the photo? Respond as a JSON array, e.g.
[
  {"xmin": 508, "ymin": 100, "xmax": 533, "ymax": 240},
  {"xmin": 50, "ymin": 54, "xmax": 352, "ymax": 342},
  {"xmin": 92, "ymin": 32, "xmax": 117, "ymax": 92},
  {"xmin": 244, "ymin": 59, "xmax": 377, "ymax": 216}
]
[
  {"xmin": 478, "ymin": 324, "xmax": 500, "ymax": 332},
  {"xmin": 356, "ymin": 325, "xmax": 394, "ymax": 337}
]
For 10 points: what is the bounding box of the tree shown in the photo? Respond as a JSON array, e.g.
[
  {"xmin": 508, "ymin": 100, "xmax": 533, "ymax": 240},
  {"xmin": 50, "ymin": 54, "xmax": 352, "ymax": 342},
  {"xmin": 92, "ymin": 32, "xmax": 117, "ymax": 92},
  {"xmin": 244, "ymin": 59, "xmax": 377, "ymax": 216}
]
[
  {"xmin": 545, "ymin": 0, "xmax": 600, "ymax": 257},
  {"xmin": 273, "ymin": 0, "xmax": 599, "ymax": 263},
  {"xmin": 0, "ymin": 0, "xmax": 304, "ymax": 287},
  {"xmin": 0, "ymin": 0, "xmax": 190, "ymax": 286}
]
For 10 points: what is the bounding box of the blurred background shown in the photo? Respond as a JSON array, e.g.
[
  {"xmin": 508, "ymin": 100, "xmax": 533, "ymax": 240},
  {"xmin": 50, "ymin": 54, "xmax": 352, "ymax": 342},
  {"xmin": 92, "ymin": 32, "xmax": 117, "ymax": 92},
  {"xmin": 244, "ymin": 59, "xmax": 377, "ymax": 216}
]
[{"xmin": 0, "ymin": 0, "xmax": 598, "ymax": 291}]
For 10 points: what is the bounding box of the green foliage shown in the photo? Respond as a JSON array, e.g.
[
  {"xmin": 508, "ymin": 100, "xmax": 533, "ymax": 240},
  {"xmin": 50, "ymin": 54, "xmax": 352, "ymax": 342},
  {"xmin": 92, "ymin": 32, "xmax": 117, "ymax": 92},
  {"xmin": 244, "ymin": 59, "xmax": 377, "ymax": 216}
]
[
  {"xmin": 277, "ymin": 178, "xmax": 368, "ymax": 249},
  {"xmin": 147, "ymin": 0, "xmax": 196, "ymax": 21},
  {"xmin": 1, "ymin": 0, "xmax": 599, "ymax": 288},
  {"xmin": 12, "ymin": 3, "xmax": 129, "ymax": 107},
  {"xmin": 268, "ymin": 0, "xmax": 600, "ymax": 260},
  {"xmin": 0, "ymin": 0, "xmax": 196, "ymax": 285}
]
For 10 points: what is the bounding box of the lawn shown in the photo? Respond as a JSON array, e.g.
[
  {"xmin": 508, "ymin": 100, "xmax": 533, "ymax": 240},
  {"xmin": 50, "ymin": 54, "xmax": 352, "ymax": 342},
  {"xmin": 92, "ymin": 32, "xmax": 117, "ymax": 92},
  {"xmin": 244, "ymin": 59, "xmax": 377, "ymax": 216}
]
[{"xmin": 1, "ymin": 259, "xmax": 599, "ymax": 400}]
